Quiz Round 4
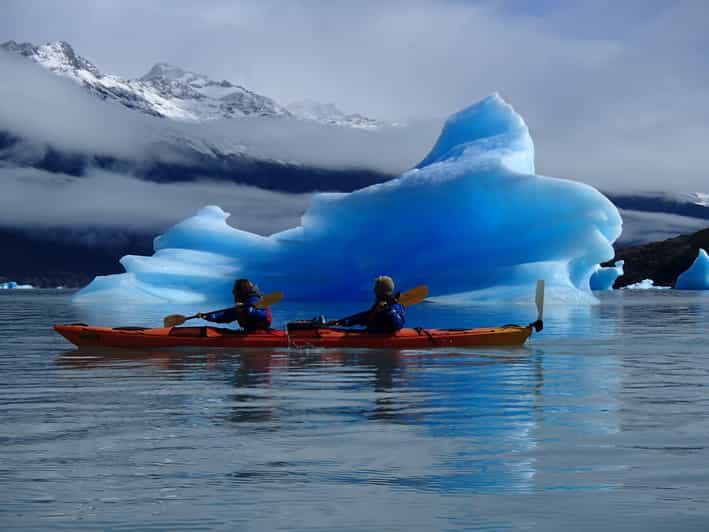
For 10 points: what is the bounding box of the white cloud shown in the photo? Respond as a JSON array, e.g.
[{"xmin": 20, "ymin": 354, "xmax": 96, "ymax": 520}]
[
  {"xmin": 0, "ymin": 166, "xmax": 313, "ymax": 235},
  {"xmin": 618, "ymin": 209, "xmax": 709, "ymax": 246}
]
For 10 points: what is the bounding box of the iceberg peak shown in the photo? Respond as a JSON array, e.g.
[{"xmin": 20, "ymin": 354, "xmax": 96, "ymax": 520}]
[
  {"xmin": 416, "ymin": 93, "xmax": 532, "ymax": 173},
  {"xmin": 196, "ymin": 205, "xmax": 230, "ymax": 220}
]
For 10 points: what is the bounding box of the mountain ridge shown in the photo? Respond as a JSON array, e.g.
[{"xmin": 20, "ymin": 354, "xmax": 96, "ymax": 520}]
[{"xmin": 1, "ymin": 39, "xmax": 387, "ymax": 128}]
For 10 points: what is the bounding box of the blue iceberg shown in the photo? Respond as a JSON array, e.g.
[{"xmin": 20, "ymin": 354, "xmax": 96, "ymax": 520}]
[
  {"xmin": 675, "ymin": 249, "xmax": 709, "ymax": 290},
  {"xmin": 590, "ymin": 260, "xmax": 624, "ymax": 291},
  {"xmin": 76, "ymin": 95, "xmax": 622, "ymax": 304}
]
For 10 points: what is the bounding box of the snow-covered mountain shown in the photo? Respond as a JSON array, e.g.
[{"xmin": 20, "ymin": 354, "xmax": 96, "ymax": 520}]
[
  {"xmin": 1, "ymin": 40, "xmax": 288, "ymax": 120},
  {"xmin": 1, "ymin": 40, "xmax": 386, "ymax": 128},
  {"xmin": 286, "ymin": 100, "xmax": 385, "ymax": 130}
]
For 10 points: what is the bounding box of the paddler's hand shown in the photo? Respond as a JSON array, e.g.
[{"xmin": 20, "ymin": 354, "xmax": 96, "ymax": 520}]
[
  {"xmin": 196, "ymin": 312, "xmax": 207, "ymax": 319},
  {"xmin": 375, "ymin": 300, "xmax": 389, "ymax": 310}
]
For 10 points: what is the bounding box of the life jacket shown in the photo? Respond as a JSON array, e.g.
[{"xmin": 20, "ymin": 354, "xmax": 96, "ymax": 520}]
[
  {"xmin": 235, "ymin": 292, "xmax": 272, "ymax": 331},
  {"xmin": 366, "ymin": 295, "xmax": 405, "ymax": 333}
]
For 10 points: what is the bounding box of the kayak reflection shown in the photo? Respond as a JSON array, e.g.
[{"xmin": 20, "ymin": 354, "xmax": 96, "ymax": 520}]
[
  {"xmin": 56, "ymin": 346, "xmax": 538, "ymax": 426},
  {"xmin": 56, "ymin": 345, "xmax": 548, "ymax": 492}
]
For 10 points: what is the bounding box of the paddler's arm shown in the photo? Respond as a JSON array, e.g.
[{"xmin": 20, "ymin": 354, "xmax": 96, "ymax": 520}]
[
  {"xmin": 335, "ymin": 309, "xmax": 370, "ymax": 327},
  {"xmin": 198, "ymin": 305, "xmax": 242, "ymax": 323}
]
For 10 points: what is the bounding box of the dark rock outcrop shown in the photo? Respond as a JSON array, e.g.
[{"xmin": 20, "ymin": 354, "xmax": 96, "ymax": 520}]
[{"xmin": 610, "ymin": 227, "xmax": 709, "ymax": 287}]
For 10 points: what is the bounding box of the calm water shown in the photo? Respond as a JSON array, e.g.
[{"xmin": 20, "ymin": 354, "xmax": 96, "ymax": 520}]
[{"xmin": 1, "ymin": 290, "xmax": 708, "ymax": 531}]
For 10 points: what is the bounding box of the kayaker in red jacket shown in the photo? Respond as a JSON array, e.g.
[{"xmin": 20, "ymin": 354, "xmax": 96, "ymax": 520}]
[
  {"xmin": 335, "ymin": 276, "xmax": 406, "ymax": 333},
  {"xmin": 197, "ymin": 279, "xmax": 272, "ymax": 331}
]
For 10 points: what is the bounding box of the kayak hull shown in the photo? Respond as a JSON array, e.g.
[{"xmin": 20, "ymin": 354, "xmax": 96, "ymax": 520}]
[{"xmin": 54, "ymin": 324, "xmax": 533, "ymax": 349}]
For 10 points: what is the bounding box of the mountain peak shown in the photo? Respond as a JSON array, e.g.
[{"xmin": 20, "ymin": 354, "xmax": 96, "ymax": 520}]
[
  {"xmin": 141, "ymin": 62, "xmax": 192, "ymax": 82},
  {"xmin": 43, "ymin": 40, "xmax": 100, "ymax": 75},
  {"xmin": 288, "ymin": 100, "xmax": 345, "ymax": 119},
  {"xmin": 140, "ymin": 62, "xmax": 234, "ymax": 87},
  {"xmin": 286, "ymin": 99, "xmax": 386, "ymax": 129},
  {"xmin": 1, "ymin": 40, "xmax": 38, "ymax": 57},
  {"xmin": 2, "ymin": 39, "xmax": 102, "ymax": 77}
]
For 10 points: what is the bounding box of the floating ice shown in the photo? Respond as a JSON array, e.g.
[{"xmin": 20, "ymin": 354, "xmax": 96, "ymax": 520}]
[
  {"xmin": 622, "ymin": 279, "xmax": 670, "ymax": 290},
  {"xmin": 675, "ymin": 249, "xmax": 709, "ymax": 290},
  {"xmin": 76, "ymin": 95, "xmax": 622, "ymax": 304},
  {"xmin": 0, "ymin": 281, "xmax": 34, "ymax": 289},
  {"xmin": 590, "ymin": 260, "xmax": 624, "ymax": 291}
]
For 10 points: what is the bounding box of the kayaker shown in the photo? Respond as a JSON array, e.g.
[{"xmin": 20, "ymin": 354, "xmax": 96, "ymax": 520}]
[
  {"xmin": 197, "ymin": 279, "xmax": 272, "ymax": 331},
  {"xmin": 335, "ymin": 276, "xmax": 405, "ymax": 333}
]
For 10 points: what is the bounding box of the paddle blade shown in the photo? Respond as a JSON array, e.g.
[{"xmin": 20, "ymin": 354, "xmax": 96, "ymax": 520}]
[
  {"xmin": 255, "ymin": 291, "xmax": 284, "ymax": 308},
  {"xmin": 535, "ymin": 280, "xmax": 545, "ymax": 322},
  {"xmin": 163, "ymin": 314, "xmax": 188, "ymax": 328},
  {"xmin": 399, "ymin": 285, "xmax": 429, "ymax": 306}
]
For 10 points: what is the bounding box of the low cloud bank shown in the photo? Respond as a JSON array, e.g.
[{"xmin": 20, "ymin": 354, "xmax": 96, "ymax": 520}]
[
  {"xmin": 0, "ymin": 166, "xmax": 313, "ymax": 236},
  {"xmin": 618, "ymin": 209, "xmax": 709, "ymax": 246}
]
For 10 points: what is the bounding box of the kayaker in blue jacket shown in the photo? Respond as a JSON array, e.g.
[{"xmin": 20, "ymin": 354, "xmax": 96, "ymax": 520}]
[
  {"xmin": 335, "ymin": 276, "xmax": 405, "ymax": 333},
  {"xmin": 198, "ymin": 279, "xmax": 272, "ymax": 331}
]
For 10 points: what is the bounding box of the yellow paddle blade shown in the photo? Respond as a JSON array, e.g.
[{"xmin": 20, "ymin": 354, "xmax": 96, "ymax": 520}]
[
  {"xmin": 399, "ymin": 285, "xmax": 429, "ymax": 306},
  {"xmin": 163, "ymin": 314, "xmax": 189, "ymax": 328},
  {"xmin": 535, "ymin": 280, "xmax": 545, "ymax": 321},
  {"xmin": 255, "ymin": 291, "xmax": 284, "ymax": 308}
]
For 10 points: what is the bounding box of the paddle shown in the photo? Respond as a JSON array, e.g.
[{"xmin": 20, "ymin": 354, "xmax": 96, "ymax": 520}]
[
  {"xmin": 529, "ymin": 280, "xmax": 544, "ymax": 332},
  {"xmin": 331, "ymin": 284, "xmax": 429, "ymax": 326},
  {"xmin": 398, "ymin": 284, "xmax": 429, "ymax": 306},
  {"xmin": 163, "ymin": 291, "xmax": 284, "ymax": 328}
]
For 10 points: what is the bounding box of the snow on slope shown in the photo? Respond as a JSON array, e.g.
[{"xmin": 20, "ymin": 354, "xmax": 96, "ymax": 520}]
[
  {"xmin": 76, "ymin": 94, "xmax": 622, "ymax": 304},
  {"xmin": 1, "ymin": 40, "xmax": 287, "ymax": 121},
  {"xmin": 1, "ymin": 40, "xmax": 387, "ymax": 128}
]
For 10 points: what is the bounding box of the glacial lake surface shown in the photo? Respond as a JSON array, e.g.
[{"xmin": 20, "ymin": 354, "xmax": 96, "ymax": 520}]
[{"xmin": 1, "ymin": 290, "xmax": 708, "ymax": 531}]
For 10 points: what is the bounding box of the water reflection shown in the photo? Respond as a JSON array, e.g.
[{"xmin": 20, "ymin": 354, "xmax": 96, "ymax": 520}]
[{"xmin": 55, "ymin": 344, "xmax": 558, "ymax": 493}]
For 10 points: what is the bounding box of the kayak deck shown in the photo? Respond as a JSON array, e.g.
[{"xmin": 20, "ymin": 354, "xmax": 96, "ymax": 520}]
[{"xmin": 54, "ymin": 323, "xmax": 533, "ymax": 349}]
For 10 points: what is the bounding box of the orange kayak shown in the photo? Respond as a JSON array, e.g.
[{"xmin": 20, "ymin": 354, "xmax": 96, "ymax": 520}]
[{"xmin": 54, "ymin": 323, "xmax": 534, "ymax": 349}]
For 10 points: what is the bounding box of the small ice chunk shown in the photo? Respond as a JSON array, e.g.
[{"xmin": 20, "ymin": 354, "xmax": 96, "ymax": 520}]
[
  {"xmin": 675, "ymin": 249, "xmax": 709, "ymax": 290},
  {"xmin": 622, "ymin": 279, "xmax": 670, "ymax": 290}
]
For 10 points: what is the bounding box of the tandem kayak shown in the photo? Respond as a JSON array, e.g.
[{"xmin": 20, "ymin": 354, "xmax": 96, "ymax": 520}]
[{"xmin": 53, "ymin": 323, "xmax": 537, "ymax": 349}]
